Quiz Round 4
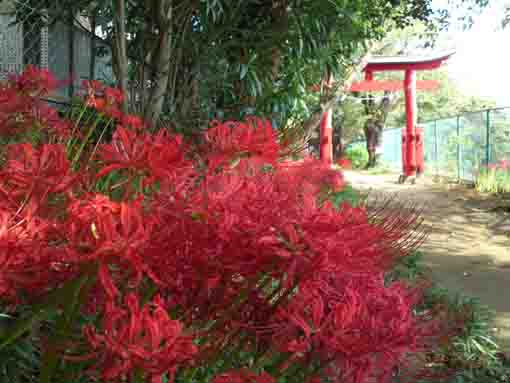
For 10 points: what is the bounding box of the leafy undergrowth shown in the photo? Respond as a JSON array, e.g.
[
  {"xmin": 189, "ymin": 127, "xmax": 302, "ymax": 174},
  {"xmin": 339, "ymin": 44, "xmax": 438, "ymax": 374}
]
[{"xmin": 390, "ymin": 251, "xmax": 510, "ymax": 383}]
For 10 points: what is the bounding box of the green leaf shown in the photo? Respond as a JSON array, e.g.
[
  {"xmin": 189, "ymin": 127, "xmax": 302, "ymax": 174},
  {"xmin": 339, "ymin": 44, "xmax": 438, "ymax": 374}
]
[
  {"xmin": 0, "ymin": 309, "xmax": 51, "ymax": 351},
  {"xmin": 240, "ymin": 64, "xmax": 248, "ymax": 80},
  {"xmin": 39, "ymin": 270, "xmax": 96, "ymax": 383}
]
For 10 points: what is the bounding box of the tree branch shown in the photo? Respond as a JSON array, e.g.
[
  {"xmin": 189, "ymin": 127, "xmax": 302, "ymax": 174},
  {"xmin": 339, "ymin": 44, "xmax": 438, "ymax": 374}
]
[{"xmin": 301, "ymin": 43, "xmax": 379, "ymax": 138}]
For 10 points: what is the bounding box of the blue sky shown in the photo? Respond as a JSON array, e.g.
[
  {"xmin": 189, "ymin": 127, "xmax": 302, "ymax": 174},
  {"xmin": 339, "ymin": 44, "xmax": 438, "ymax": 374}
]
[{"xmin": 437, "ymin": 1, "xmax": 510, "ymax": 107}]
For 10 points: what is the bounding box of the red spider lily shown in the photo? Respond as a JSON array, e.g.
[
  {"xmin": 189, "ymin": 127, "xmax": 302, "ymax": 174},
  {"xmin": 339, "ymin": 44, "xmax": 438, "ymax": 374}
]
[
  {"xmin": 96, "ymin": 127, "xmax": 192, "ymax": 189},
  {"xmin": 82, "ymin": 80, "xmax": 104, "ymax": 108},
  {"xmin": 66, "ymin": 197, "xmax": 155, "ymax": 299},
  {"xmin": 96, "ymin": 127, "xmax": 152, "ymax": 178},
  {"xmin": 82, "ymin": 82, "xmax": 123, "ymax": 120},
  {"xmin": 0, "ymin": 89, "xmax": 34, "ymax": 135},
  {"xmin": 262, "ymin": 277, "xmax": 425, "ymax": 383},
  {"xmin": 122, "ymin": 114, "xmax": 145, "ymax": 130},
  {"xmin": 8, "ymin": 65, "xmax": 58, "ymax": 96},
  {"xmin": 32, "ymin": 103, "xmax": 73, "ymax": 138},
  {"xmin": 0, "ymin": 144, "xmax": 77, "ymax": 216},
  {"xmin": 212, "ymin": 370, "xmax": 276, "ymax": 383},
  {"xmin": 0, "ymin": 68, "xmax": 70, "ymax": 139},
  {"xmin": 337, "ymin": 157, "xmax": 352, "ymax": 169},
  {"xmin": 82, "ymin": 80, "xmax": 105, "ymax": 96},
  {"xmin": 2, "ymin": 100, "xmax": 71, "ymax": 138},
  {"xmin": 85, "ymin": 96, "xmax": 106, "ymax": 110},
  {"xmin": 105, "ymin": 87, "xmax": 124, "ymax": 105},
  {"xmin": 0, "ymin": 209, "xmax": 71, "ymax": 302},
  {"xmin": 0, "ymin": 69, "xmax": 456, "ymax": 383},
  {"xmin": 499, "ymin": 159, "xmax": 509, "ymax": 169},
  {"xmin": 84, "ymin": 293, "xmax": 197, "ymax": 382},
  {"xmin": 277, "ymin": 157, "xmax": 344, "ymax": 196},
  {"xmin": 204, "ymin": 117, "xmax": 280, "ymax": 171},
  {"xmin": 147, "ymin": 130, "xmax": 194, "ymax": 186}
]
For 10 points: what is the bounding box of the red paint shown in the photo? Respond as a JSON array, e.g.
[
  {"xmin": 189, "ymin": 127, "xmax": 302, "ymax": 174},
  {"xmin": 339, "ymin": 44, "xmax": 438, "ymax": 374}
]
[
  {"xmin": 310, "ymin": 52, "xmax": 453, "ymax": 173},
  {"xmin": 357, "ymin": 52, "xmax": 453, "ymax": 179},
  {"xmin": 319, "ymin": 108, "xmax": 333, "ymax": 164},
  {"xmin": 364, "ymin": 52, "xmax": 454, "ymax": 73},
  {"xmin": 349, "ymin": 79, "xmax": 439, "ymax": 92},
  {"xmin": 319, "ymin": 71, "xmax": 334, "ymax": 165},
  {"xmin": 404, "ymin": 70, "xmax": 417, "ymax": 176},
  {"xmin": 415, "ymin": 127, "xmax": 424, "ymax": 175},
  {"xmin": 364, "ymin": 61, "xmax": 445, "ymax": 72}
]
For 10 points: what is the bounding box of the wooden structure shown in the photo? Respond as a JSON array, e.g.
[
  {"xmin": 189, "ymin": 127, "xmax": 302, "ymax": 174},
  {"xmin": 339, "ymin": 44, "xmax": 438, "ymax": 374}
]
[{"xmin": 318, "ymin": 50, "xmax": 455, "ymax": 182}]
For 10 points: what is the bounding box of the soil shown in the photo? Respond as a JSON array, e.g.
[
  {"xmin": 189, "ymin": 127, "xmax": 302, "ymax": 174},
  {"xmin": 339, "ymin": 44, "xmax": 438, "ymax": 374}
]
[{"xmin": 343, "ymin": 170, "xmax": 510, "ymax": 350}]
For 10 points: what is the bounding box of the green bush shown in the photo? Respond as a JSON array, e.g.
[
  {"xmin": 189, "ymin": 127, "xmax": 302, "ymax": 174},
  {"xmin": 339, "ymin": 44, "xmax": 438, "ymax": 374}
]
[
  {"xmin": 344, "ymin": 145, "xmax": 369, "ymax": 169},
  {"xmin": 328, "ymin": 183, "xmax": 366, "ymax": 208},
  {"xmin": 476, "ymin": 163, "xmax": 510, "ymax": 194}
]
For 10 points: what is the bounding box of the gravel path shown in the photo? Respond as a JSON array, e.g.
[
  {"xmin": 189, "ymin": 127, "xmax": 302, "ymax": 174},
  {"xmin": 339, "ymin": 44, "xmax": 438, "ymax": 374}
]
[{"xmin": 344, "ymin": 170, "xmax": 510, "ymax": 350}]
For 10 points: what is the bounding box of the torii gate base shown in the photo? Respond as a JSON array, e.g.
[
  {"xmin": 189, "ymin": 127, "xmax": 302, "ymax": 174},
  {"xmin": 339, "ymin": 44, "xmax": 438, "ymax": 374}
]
[{"xmin": 399, "ymin": 126, "xmax": 424, "ymax": 184}]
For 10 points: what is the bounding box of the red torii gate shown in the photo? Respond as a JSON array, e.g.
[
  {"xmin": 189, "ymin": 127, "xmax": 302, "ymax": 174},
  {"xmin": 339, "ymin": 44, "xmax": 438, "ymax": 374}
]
[{"xmin": 318, "ymin": 50, "xmax": 455, "ymax": 183}]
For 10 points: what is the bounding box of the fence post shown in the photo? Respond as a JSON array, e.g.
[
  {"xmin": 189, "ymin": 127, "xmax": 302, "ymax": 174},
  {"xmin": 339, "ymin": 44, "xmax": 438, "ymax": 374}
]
[
  {"xmin": 457, "ymin": 116, "xmax": 461, "ymax": 180},
  {"xmin": 434, "ymin": 120, "xmax": 438, "ymax": 176},
  {"xmin": 486, "ymin": 109, "xmax": 491, "ymax": 167}
]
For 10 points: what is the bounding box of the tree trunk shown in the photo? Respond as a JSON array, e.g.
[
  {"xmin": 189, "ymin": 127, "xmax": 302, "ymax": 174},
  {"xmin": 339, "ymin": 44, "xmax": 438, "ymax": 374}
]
[
  {"xmin": 363, "ymin": 92, "xmax": 398, "ymax": 168},
  {"xmin": 364, "ymin": 119, "xmax": 378, "ymax": 168},
  {"xmin": 112, "ymin": 0, "xmax": 129, "ymax": 114},
  {"xmin": 144, "ymin": 31, "xmax": 172, "ymax": 126},
  {"xmin": 301, "ymin": 47, "xmax": 376, "ymax": 139},
  {"xmin": 333, "ymin": 123, "xmax": 344, "ymax": 159},
  {"xmin": 144, "ymin": 0, "xmax": 173, "ymax": 127},
  {"xmin": 269, "ymin": 0, "xmax": 288, "ymax": 80}
]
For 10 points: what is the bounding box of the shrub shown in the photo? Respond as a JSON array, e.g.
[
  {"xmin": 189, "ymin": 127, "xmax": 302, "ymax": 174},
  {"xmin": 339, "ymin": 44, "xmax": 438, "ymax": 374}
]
[
  {"xmin": 476, "ymin": 160, "xmax": 510, "ymax": 194},
  {"xmin": 0, "ymin": 67, "xmax": 466, "ymax": 383},
  {"xmin": 344, "ymin": 145, "xmax": 369, "ymax": 169}
]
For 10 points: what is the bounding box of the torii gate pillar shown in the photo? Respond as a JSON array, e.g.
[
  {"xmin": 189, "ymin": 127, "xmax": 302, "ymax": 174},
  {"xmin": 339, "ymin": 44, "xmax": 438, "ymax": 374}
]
[
  {"xmin": 404, "ymin": 69, "xmax": 418, "ymax": 176},
  {"xmin": 319, "ymin": 71, "xmax": 334, "ymax": 164}
]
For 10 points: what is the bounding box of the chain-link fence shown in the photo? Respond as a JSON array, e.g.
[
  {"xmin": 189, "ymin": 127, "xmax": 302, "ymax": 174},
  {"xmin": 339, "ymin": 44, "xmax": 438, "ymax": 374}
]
[
  {"xmin": 0, "ymin": 0, "xmax": 114, "ymax": 101},
  {"xmin": 354, "ymin": 107, "xmax": 510, "ymax": 182}
]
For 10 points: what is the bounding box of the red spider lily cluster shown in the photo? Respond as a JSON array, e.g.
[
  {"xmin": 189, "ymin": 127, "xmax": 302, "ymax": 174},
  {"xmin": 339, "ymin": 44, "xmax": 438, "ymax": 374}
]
[
  {"xmin": 487, "ymin": 159, "xmax": 509, "ymax": 171},
  {"xmin": 83, "ymin": 79, "xmax": 125, "ymax": 121},
  {"xmin": 0, "ymin": 65, "xmax": 71, "ymax": 138},
  {"xmin": 0, "ymin": 67, "xmax": 460, "ymax": 383},
  {"xmin": 337, "ymin": 157, "xmax": 352, "ymax": 169}
]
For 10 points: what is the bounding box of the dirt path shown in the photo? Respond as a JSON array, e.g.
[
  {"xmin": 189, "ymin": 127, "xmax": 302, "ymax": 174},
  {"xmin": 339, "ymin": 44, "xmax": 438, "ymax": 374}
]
[{"xmin": 343, "ymin": 170, "xmax": 510, "ymax": 350}]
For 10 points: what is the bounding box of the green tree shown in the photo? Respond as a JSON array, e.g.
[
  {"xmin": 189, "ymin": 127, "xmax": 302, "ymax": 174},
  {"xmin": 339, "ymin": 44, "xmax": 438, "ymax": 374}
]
[
  {"xmin": 17, "ymin": 0, "xmax": 496, "ymax": 141},
  {"xmin": 21, "ymin": 0, "xmax": 477, "ymax": 127}
]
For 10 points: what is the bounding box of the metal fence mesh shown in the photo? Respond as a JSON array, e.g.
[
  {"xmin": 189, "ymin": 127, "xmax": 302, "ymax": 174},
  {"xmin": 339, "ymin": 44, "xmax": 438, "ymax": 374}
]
[
  {"xmin": 0, "ymin": 0, "xmax": 114, "ymax": 100},
  {"xmin": 365, "ymin": 107, "xmax": 510, "ymax": 181}
]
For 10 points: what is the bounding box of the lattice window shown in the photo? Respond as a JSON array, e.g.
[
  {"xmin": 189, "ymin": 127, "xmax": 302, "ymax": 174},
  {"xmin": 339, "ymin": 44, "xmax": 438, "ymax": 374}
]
[
  {"xmin": 0, "ymin": 13, "xmax": 23, "ymax": 79},
  {"xmin": 0, "ymin": 0, "xmax": 49, "ymax": 80}
]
